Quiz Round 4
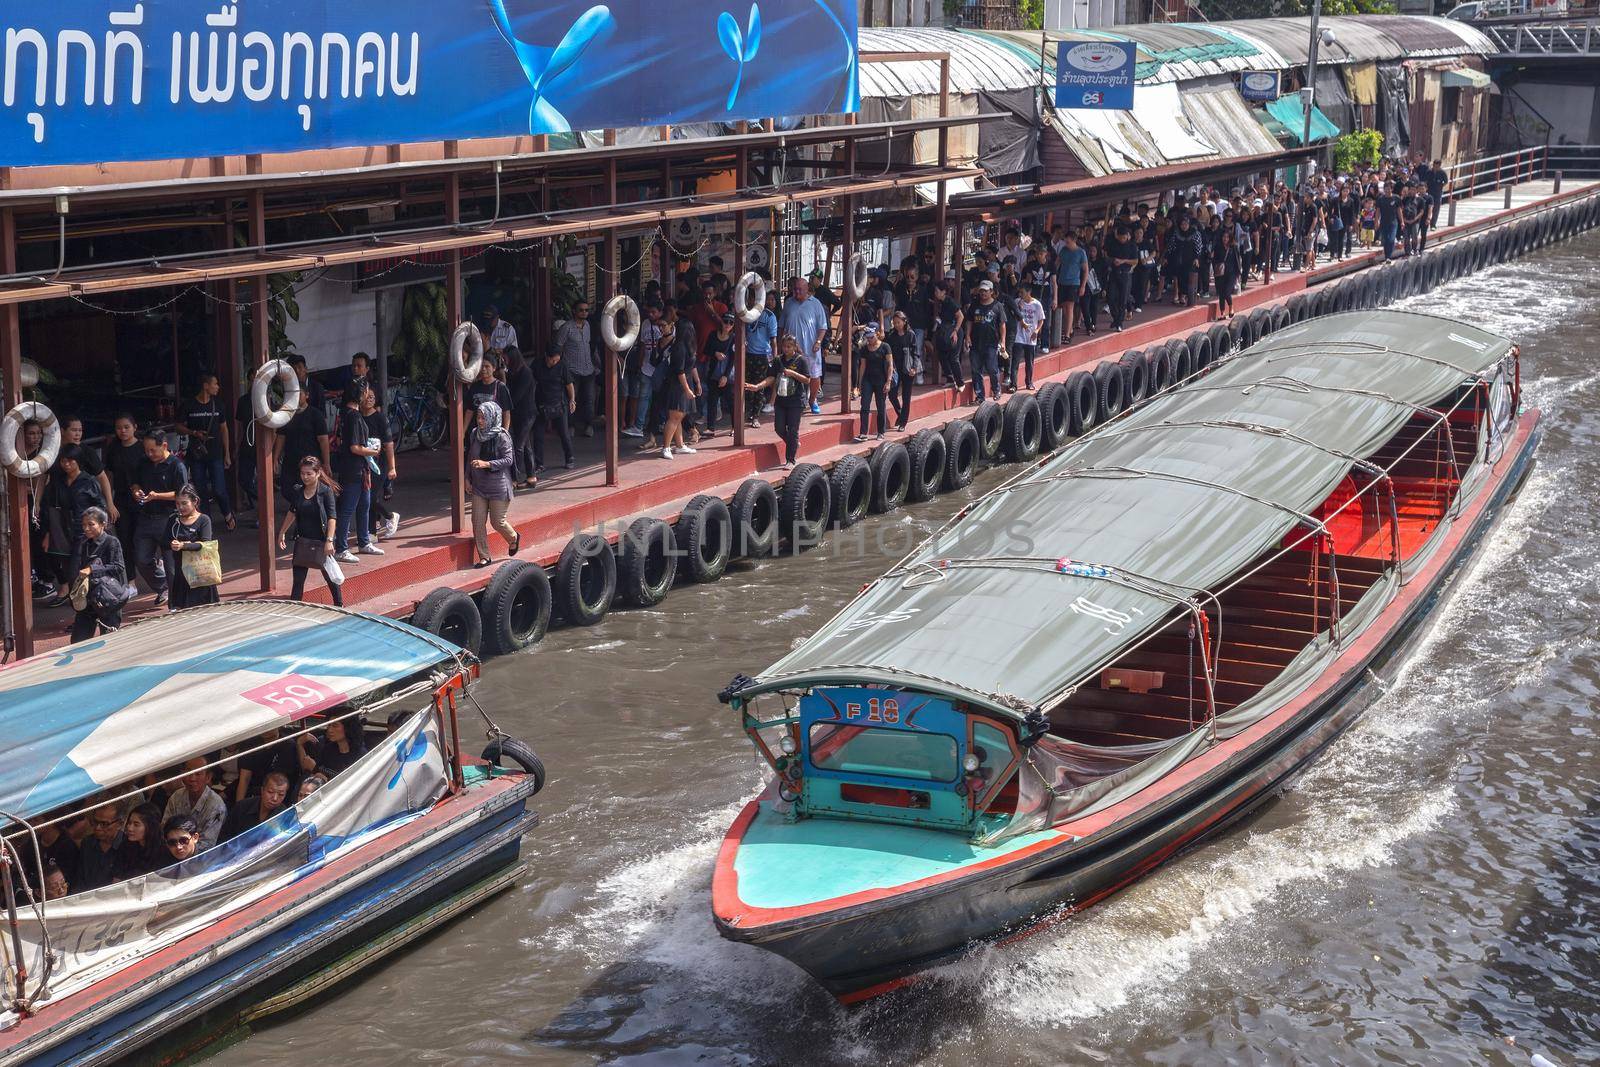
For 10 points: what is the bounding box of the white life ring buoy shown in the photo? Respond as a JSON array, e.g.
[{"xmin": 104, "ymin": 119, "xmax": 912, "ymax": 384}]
[
  {"xmin": 451, "ymin": 321, "xmax": 484, "ymax": 383},
  {"xmin": 733, "ymin": 272, "xmax": 767, "ymax": 325},
  {"xmin": 846, "ymin": 253, "xmax": 869, "ymax": 299},
  {"xmin": 251, "ymin": 359, "xmax": 301, "ymax": 430},
  {"xmin": 600, "ymin": 295, "xmax": 641, "ymax": 353},
  {"xmin": 0, "ymin": 401, "xmax": 59, "ymax": 479}
]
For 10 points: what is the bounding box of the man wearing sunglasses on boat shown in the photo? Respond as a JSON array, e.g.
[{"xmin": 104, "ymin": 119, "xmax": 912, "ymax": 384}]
[{"xmin": 162, "ymin": 815, "xmax": 201, "ymax": 864}]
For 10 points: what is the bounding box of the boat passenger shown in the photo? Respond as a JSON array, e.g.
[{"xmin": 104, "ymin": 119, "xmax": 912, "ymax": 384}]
[
  {"xmin": 161, "ymin": 816, "xmax": 201, "ymax": 863},
  {"xmin": 119, "ymin": 802, "xmax": 167, "ymax": 877},
  {"xmin": 76, "ymin": 803, "xmax": 126, "ymax": 892},
  {"xmin": 296, "ymin": 773, "xmax": 328, "ymax": 801},
  {"xmin": 299, "ymin": 718, "xmax": 366, "ymax": 779},
  {"xmin": 42, "ymin": 859, "xmax": 70, "ymax": 901},
  {"xmin": 221, "ymin": 772, "xmax": 290, "ymax": 842},
  {"xmin": 162, "ymin": 758, "xmax": 228, "ymax": 850},
  {"xmin": 235, "ymin": 727, "xmax": 300, "ymax": 803}
]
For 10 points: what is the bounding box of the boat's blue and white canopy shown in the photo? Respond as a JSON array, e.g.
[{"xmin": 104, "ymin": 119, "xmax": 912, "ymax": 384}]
[{"xmin": 0, "ymin": 602, "xmax": 460, "ymax": 827}]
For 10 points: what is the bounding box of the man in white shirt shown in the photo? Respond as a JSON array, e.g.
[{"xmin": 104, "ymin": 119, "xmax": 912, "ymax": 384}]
[
  {"xmin": 479, "ymin": 305, "xmax": 519, "ymax": 357},
  {"xmin": 779, "ymin": 277, "xmax": 829, "ymax": 415},
  {"xmin": 1009, "ymin": 283, "xmax": 1046, "ymax": 392},
  {"xmin": 163, "ymin": 757, "xmax": 229, "ymax": 850}
]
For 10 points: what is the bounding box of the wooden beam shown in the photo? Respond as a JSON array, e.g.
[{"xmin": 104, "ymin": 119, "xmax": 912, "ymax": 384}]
[
  {"xmin": 734, "ymin": 146, "xmax": 749, "ymax": 448},
  {"xmin": 249, "ymin": 190, "xmax": 276, "ymax": 593},
  {"xmin": 839, "ymin": 141, "xmax": 856, "ymax": 416},
  {"xmin": 0, "ymin": 208, "xmax": 29, "ymax": 658},
  {"xmin": 604, "ymin": 158, "xmax": 620, "ymax": 487}
]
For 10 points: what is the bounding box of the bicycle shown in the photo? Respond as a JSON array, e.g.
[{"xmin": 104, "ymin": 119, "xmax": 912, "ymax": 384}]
[{"xmin": 386, "ymin": 377, "xmax": 448, "ymax": 451}]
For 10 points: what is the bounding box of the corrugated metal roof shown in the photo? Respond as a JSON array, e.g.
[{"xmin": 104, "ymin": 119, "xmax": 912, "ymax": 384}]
[
  {"xmin": 1211, "ymin": 18, "xmax": 1401, "ymax": 66},
  {"xmin": 858, "ymin": 28, "xmax": 1039, "ymax": 97},
  {"xmin": 1179, "ymin": 78, "xmax": 1286, "ymax": 160},
  {"xmin": 1357, "ymin": 15, "xmax": 1497, "ymax": 57}
]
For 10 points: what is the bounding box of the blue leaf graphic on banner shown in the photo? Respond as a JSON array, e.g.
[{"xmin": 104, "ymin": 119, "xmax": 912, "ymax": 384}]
[
  {"xmin": 486, "ymin": 1, "xmax": 614, "ymax": 134},
  {"xmin": 388, "ymin": 730, "xmax": 430, "ymax": 790},
  {"xmin": 811, "ymin": 0, "xmax": 859, "ymax": 112},
  {"xmin": 719, "ymin": 5, "xmax": 761, "ymax": 112}
]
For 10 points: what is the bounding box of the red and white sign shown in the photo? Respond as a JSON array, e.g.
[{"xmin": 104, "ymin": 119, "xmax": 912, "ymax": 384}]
[{"xmin": 241, "ymin": 674, "xmax": 344, "ymax": 721}]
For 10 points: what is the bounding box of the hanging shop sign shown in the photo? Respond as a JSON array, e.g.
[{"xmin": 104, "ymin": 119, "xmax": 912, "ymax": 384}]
[
  {"xmin": 1, "ymin": 0, "xmax": 860, "ymax": 168},
  {"xmin": 1053, "ymin": 40, "xmax": 1135, "ymax": 111},
  {"xmin": 1240, "ymin": 70, "xmax": 1282, "ymax": 103}
]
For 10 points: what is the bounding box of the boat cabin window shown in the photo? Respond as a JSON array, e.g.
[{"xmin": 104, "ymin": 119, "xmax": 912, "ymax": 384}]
[{"xmin": 808, "ymin": 723, "xmax": 959, "ymax": 783}]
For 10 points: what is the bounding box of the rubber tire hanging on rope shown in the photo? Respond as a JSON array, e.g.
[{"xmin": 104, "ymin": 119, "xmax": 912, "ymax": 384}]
[
  {"xmin": 1168, "ymin": 338, "xmax": 1194, "ymax": 384},
  {"xmin": 249, "ymin": 360, "xmax": 301, "ymax": 430},
  {"xmin": 1141, "ymin": 348, "xmax": 1169, "ymax": 397},
  {"xmin": 970, "ymin": 401, "xmax": 1003, "ymax": 462},
  {"xmin": 731, "ymin": 478, "xmax": 778, "ymax": 559},
  {"xmin": 733, "ymin": 272, "xmax": 768, "ymax": 325},
  {"xmin": 1118, "ymin": 351, "xmax": 1148, "ymax": 407},
  {"xmin": 941, "ymin": 419, "xmax": 979, "ymax": 490},
  {"xmin": 1065, "ymin": 370, "xmax": 1097, "ymax": 436},
  {"xmin": 1186, "ymin": 332, "xmax": 1212, "ymax": 375},
  {"xmin": 601, "ymin": 295, "xmax": 641, "ymax": 352},
  {"xmin": 869, "ymin": 442, "xmax": 911, "ymax": 513},
  {"xmin": 1036, "ymin": 381, "xmax": 1071, "ymax": 450},
  {"xmin": 481, "ymin": 737, "xmax": 547, "ymax": 794},
  {"xmin": 905, "ymin": 428, "xmax": 947, "ymax": 503},
  {"xmin": 1000, "ymin": 394, "xmax": 1043, "ymax": 462},
  {"xmin": 676, "ymin": 494, "xmax": 732, "ymax": 583},
  {"xmin": 1287, "ymin": 294, "xmax": 1308, "ymax": 323},
  {"xmin": 451, "ymin": 321, "xmax": 485, "ymax": 383},
  {"xmin": 1092, "ymin": 361, "xmax": 1124, "ymax": 424},
  {"xmin": 1270, "ymin": 305, "xmax": 1291, "ymax": 333},
  {"xmin": 481, "ymin": 561, "xmax": 552, "ymax": 655},
  {"xmin": 1206, "ymin": 324, "xmax": 1232, "ymax": 365},
  {"xmin": 846, "ymin": 253, "xmax": 870, "ymax": 299},
  {"xmin": 411, "ymin": 588, "xmax": 483, "ymax": 656},
  {"xmin": 778, "ymin": 463, "xmax": 831, "ymax": 550},
  {"xmin": 554, "ymin": 533, "xmax": 616, "ymax": 626},
  {"xmin": 828, "ymin": 454, "xmax": 871, "ymax": 528},
  {"xmin": 617, "ymin": 517, "xmax": 678, "ymax": 607},
  {"xmin": 0, "ymin": 401, "xmax": 59, "ymax": 479}
]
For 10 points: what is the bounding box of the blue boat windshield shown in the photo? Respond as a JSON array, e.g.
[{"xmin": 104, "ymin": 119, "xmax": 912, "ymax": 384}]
[{"xmin": 809, "ymin": 723, "xmax": 959, "ymax": 783}]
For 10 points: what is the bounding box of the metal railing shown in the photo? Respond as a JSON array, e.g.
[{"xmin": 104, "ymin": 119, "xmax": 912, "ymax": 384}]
[
  {"xmin": 1443, "ymin": 144, "xmax": 1600, "ymax": 203},
  {"xmin": 1486, "ymin": 20, "xmax": 1600, "ymax": 55}
]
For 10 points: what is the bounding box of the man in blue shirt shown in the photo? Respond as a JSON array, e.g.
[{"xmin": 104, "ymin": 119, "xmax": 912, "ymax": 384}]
[
  {"xmin": 780, "ymin": 277, "xmax": 829, "ymax": 414},
  {"xmin": 1055, "ymin": 233, "xmax": 1089, "ymax": 344}
]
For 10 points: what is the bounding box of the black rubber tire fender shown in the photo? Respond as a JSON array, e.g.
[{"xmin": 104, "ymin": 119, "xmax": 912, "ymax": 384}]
[
  {"xmin": 1001, "ymin": 393, "xmax": 1043, "ymax": 462},
  {"xmin": 1092, "ymin": 360, "xmax": 1125, "ymax": 424},
  {"xmin": 677, "ymin": 494, "xmax": 733, "ymax": 582},
  {"xmin": 1065, "ymin": 369, "xmax": 1098, "ymax": 435},
  {"xmin": 481, "ymin": 560, "xmax": 552, "ymax": 654},
  {"xmin": 1245, "ymin": 307, "xmax": 1270, "ymax": 345},
  {"xmin": 828, "ymin": 453, "xmax": 871, "ymax": 529},
  {"xmin": 1227, "ymin": 312, "xmax": 1248, "ymax": 352},
  {"xmin": 868, "ymin": 441, "xmax": 911, "ymax": 513},
  {"xmin": 971, "ymin": 400, "xmax": 1004, "ymax": 462},
  {"xmin": 778, "ymin": 462, "xmax": 830, "ymax": 550},
  {"xmin": 1142, "ymin": 347, "xmax": 1170, "ymax": 397},
  {"xmin": 1270, "ymin": 304, "xmax": 1291, "ymax": 333},
  {"xmin": 554, "ymin": 533, "xmax": 616, "ymax": 625},
  {"xmin": 905, "ymin": 427, "xmax": 947, "ymax": 503},
  {"xmin": 617, "ymin": 517, "xmax": 677, "ymax": 607},
  {"xmin": 941, "ymin": 418, "xmax": 979, "ymax": 490},
  {"xmin": 1206, "ymin": 323, "xmax": 1232, "ymax": 365},
  {"xmin": 1119, "ymin": 350, "xmax": 1149, "ymax": 407},
  {"xmin": 481, "ymin": 737, "xmax": 546, "ymax": 794},
  {"xmin": 1186, "ymin": 331, "xmax": 1212, "ymax": 374},
  {"xmin": 412, "ymin": 587, "xmax": 484, "ymax": 656},
  {"xmin": 1286, "ymin": 293, "xmax": 1308, "ymax": 323},
  {"xmin": 1036, "ymin": 381, "xmax": 1071, "ymax": 451},
  {"xmin": 730, "ymin": 477, "xmax": 778, "ymax": 559},
  {"xmin": 1161, "ymin": 338, "xmax": 1188, "ymax": 385}
]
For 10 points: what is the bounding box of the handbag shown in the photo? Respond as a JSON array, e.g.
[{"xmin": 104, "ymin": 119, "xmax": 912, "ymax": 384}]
[
  {"xmin": 70, "ymin": 573, "xmax": 90, "ymax": 612},
  {"xmin": 293, "ymin": 536, "xmax": 328, "ymax": 569},
  {"xmin": 181, "ymin": 540, "xmax": 223, "ymax": 588},
  {"xmin": 1085, "ymin": 268, "xmax": 1102, "ymax": 296}
]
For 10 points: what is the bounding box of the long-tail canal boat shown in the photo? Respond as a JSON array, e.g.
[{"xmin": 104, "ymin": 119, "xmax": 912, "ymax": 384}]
[
  {"xmin": 712, "ymin": 309, "xmax": 1539, "ymax": 1001},
  {"xmin": 0, "ymin": 601, "xmax": 543, "ymax": 1064}
]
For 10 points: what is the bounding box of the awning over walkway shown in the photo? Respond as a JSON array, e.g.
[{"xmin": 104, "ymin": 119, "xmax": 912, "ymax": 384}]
[
  {"xmin": 1442, "ymin": 67, "xmax": 1493, "ymax": 90},
  {"xmin": 1263, "ymin": 96, "xmax": 1340, "ymax": 145}
]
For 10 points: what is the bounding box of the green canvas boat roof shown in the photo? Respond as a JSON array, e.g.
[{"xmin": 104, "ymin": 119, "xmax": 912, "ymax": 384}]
[{"xmin": 745, "ymin": 310, "xmax": 1513, "ymax": 720}]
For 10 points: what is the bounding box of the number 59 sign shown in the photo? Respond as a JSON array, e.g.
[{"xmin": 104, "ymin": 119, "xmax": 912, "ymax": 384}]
[{"xmin": 241, "ymin": 674, "xmax": 343, "ymax": 721}]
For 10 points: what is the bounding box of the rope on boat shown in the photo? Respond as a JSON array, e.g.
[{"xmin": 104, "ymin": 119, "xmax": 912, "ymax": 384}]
[{"xmin": 1257, "ymin": 340, "xmax": 1488, "ymax": 381}]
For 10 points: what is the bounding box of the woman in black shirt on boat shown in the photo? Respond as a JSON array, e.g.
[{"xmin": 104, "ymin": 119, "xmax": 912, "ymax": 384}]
[{"xmin": 299, "ymin": 716, "xmax": 366, "ymax": 778}]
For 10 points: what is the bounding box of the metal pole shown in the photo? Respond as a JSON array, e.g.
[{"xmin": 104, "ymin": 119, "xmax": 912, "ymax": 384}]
[
  {"xmin": 603, "ymin": 159, "xmax": 620, "ymax": 487},
  {"xmin": 935, "ymin": 55, "xmax": 950, "ymax": 387},
  {"xmin": 249, "ymin": 191, "xmax": 277, "ymax": 594},
  {"xmin": 445, "ymin": 172, "xmax": 465, "ymax": 534},
  {"xmin": 839, "ymin": 140, "xmax": 856, "ymax": 417},
  {"xmin": 1303, "ymin": 0, "xmax": 1323, "ymax": 179},
  {"xmin": 733, "ymin": 147, "xmax": 749, "ymax": 447},
  {"xmin": 0, "ymin": 208, "xmax": 27, "ymax": 659}
]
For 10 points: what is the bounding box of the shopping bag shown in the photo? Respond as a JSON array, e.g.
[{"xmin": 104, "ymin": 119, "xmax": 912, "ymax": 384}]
[{"xmin": 182, "ymin": 540, "xmax": 223, "ymax": 588}]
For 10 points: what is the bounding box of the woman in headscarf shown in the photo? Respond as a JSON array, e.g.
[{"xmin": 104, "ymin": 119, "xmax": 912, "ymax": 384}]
[{"xmin": 466, "ymin": 400, "xmax": 519, "ymax": 567}]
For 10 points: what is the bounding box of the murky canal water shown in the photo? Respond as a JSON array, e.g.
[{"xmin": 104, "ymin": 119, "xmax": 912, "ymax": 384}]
[{"xmin": 218, "ymin": 235, "xmax": 1600, "ymax": 1066}]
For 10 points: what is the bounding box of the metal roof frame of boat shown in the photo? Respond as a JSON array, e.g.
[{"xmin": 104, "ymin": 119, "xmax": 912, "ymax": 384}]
[
  {"xmin": 0, "ymin": 602, "xmax": 464, "ymax": 827},
  {"xmin": 743, "ymin": 310, "xmax": 1513, "ymax": 721}
]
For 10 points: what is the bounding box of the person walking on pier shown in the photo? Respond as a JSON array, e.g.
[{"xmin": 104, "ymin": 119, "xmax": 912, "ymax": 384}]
[
  {"xmin": 1214, "ymin": 228, "xmax": 1241, "ymax": 320},
  {"xmin": 175, "ymin": 374, "xmax": 235, "ymax": 532},
  {"xmin": 886, "ymin": 311, "xmax": 917, "ymax": 429},
  {"xmin": 1426, "ymin": 160, "xmax": 1448, "ymax": 227},
  {"xmin": 467, "ymin": 400, "xmax": 519, "ymax": 567},
  {"xmin": 1010, "ymin": 284, "xmax": 1044, "ymax": 392},
  {"xmin": 852, "ymin": 324, "xmax": 893, "ymax": 442},
  {"xmin": 1055, "ymin": 233, "xmax": 1088, "ymax": 342},
  {"xmin": 780, "ymin": 277, "xmax": 828, "ymax": 415},
  {"xmin": 130, "ymin": 431, "xmax": 187, "ymax": 607},
  {"xmin": 753, "ymin": 334, "xmax": 810, "ymax": 468},
  {"xmin": 1105, "ymin": 222, "xmax": 1137, "ymax": 332},
  {"xmin": 531, "ymin": 345, "xmax": 578, "ymax": 472},
  {"xmin": 555, "ymin": 301, "xmax": 598, "ymax": 438},
  {"xmin": 332, "ymin": 380, "xmax": 384, "ymax": 564},
  {"xmin": 279, "ymin": 457, "xmax": 343, "ymax": 607},
  {"xmin": 932, "ymin": 278, "xmax": 964, "ymax": 389},
  {"xmin": 69, "ymin": 506, "xmax": 128, "ymax": 642},
  {"xmin": 1376, "ymin": 182, "xmax": 1403, "ymax": 261},
  {"xmin": 965, "ymin": 281, "xmax": 1007, "ymax": 404}
]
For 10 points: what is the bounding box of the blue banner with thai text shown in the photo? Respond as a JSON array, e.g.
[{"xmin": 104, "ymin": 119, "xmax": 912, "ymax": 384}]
[
  {"xmin": 1239, "ymin": 70, "xmax": 1281, "ymax": 103},
  {"xmin": 0, "ymin": 1, "xmax": 859, "ymax": 168},
  {"xmin": 1053, "ymin": 39, "xmax": 1134, "ymax": 111}
]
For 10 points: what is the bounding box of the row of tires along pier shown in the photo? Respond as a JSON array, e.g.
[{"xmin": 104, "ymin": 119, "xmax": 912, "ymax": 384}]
[{"xmin": 404, "ymin": 188, "xmax": 1600, "ymax": 659}]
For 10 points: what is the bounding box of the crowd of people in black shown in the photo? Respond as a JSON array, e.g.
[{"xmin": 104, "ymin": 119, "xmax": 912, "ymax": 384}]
[{"xmin": 5, "ymin": 714, "xmax": 390, "ymax": 902}]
